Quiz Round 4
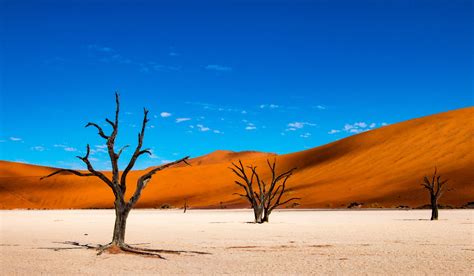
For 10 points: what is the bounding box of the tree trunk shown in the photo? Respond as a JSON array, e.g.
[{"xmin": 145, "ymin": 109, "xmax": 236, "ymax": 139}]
[
  {"xmin": 254, "ymin": 206, "xmax": 264, "ymax": 224},
  {"xmin": 430, "ymin": 195, "xmax": 438, "ymax": 220},
  {"xmin": 112, "ymin": 201, "xmax": 130, "ymax": 246},
  {"xmin": 262, "ymin": 209, "xmax": 270, "ymax": 223}
]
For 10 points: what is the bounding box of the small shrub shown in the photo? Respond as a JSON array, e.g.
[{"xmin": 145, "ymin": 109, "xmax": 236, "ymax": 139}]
[{"xmin": 160, "ymin": 203, "xmax": 172, "ymax": 209}]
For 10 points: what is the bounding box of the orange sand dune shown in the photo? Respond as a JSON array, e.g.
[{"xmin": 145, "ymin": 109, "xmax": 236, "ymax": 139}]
[{"xmin": 0, "ymin": 107, "xmax": 473, "ymax": 209}]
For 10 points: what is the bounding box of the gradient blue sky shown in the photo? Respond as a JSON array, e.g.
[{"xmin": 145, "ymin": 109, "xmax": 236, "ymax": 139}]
[{"xmin": 0, "ymin": 0, "xmax": 472, "ymax": 170}]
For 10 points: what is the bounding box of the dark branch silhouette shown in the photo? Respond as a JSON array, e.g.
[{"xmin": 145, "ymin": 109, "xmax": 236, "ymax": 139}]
[
  {"xmin": 41, "ymin": 92, "xmax": 190, "ymax": 257},
  {"xmin": 229, "ymin": 159, "xmax": 300, "ymax": 223},
  {"xmin": 422, "ymin": 167, "xmax": 448, "ymax": 220},
  {"xmin": 183, "ymin": 199, "xmax": 188, "ymax": 213}
]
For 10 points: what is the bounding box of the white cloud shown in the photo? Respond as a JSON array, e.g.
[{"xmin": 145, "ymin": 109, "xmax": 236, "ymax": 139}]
[
  {"xmin": 64, "ymin": 147, "xmax": 77, "ymax": 152},
  {"xmin": 151, "ymin": 64, "xmax": 180, "ymax": 72},
  {"xmin": 205, "ymin": 64, "xmax": 232, "ymax": 72},
  {"xmin": 176, "ymin": 118, "xmax": 191, "ymax": 123},
  {"xmin": 349, "ymin": 128, "xmax": 362, "ymax": 133},
  {"xmin": 31, "ymin": 146, "xmax": 46, "ymax": 151},
  {"xmin": 300, "ymin": 133, "xmax": 311, "ymax": 138},
  {"xmin": 196, "ymin": 124, "xmax": 210, "ymax": 132},
  {"xmin": 331, "ymin": 121, "xmax": 386, "ymax": 135},
  {"xmin": 245, "ymin": 122, "xmax": 257, "ymax": 130},
  {"xmin": 160, "ymin": 112, "xmax": 172, "ymax": 118},
  {"xmin": 287, "ymin": 122, "xmax": 316, "ymax": 131},
  {"xmin": 185, "ymin": 101, "xmax": 247, "ymax": 114},
  {"xmin": 92, "ymin": 145, "xmax": 107, "ymax": 154},
  {"xmin": 241, "ymin": 110, "xmax": 247, "ymax": 114},
  {"xmin": 88, "ymin": 44, "xmax": 178, "ymax": 74},
  {"xmin": 315, "ymin": 105, "xmax": 326, "ymax": 110},
  {"xmin": 88, "ymin": 44, "xmax": 114, "ymax": 52},
  {"xmin": 213, "ymin": 130, "xmax": 222, "ymax": 134},
  {"xmin": 343, "ymin": 124, "xmax": 354, "ymax": 131},
  {"xmin": 260, "ymin": 104, "xmax": 279, "ymax": 109},
  {"xmin": 288, "ymin": 122, "xmax": 305, "ymax": 129},
  {"xmin": 354, "ymin": 122, "xmax": 367, "ymax": 128},
  {"xmin": 9, "ymin": 137, "xmax": 22, "ymax": 141}
]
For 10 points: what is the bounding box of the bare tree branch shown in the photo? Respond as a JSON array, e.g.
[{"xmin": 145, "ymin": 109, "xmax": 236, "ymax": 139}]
[
  {"xmin": 138, "ymin": 149, "xmax": 152, "ymax": 157},
  {"xmin": 40, "ymin": 169, "xmax": 94, "ymax": 180},
  {"xmin": 105, "ymin": 118, "xmax": 115, "ymax": 128},
  {"xmin": 105, "ymin": 93, "xmax": 121, "ymax": 189},
  {"xmin": 127, "ymin": 156, "xmax": 190, "ymax": 208},
  {"xmin": 75, "ymin": 144, "xmax": 115, "ymax": 191},
  {"xmin": 85, "ymin": 123, "xmax": 109, "ymax": 139},
  {"xmin": 273, "ymin": 197, "xmax": 301, "ymax": 208},
  {"xmin": 422, "ymin": 167, "xmax": 448, "ymax": 220},
  {"xmin": 230, "ymin": 159, "xmax": 299, "ymax": 223},
  {"xmin": 39, "ymin": 92, "xmax": 190, "ymax": 254},
  {"xmin": 120, "ymin": 108, "xmax": 149, "ymax": 192},
  {"xmin": 117, "ymin": 145, "xmax": 130, "ymax": 159}
]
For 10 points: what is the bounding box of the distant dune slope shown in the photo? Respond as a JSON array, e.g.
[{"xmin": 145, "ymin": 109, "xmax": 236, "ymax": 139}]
[{"xmin": 0, "ymin": 107, "xmax": 473, "ymax": 209}]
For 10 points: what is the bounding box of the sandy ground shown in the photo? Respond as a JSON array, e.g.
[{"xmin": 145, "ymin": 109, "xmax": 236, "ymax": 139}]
[{"xmin": 0, "ymin": 209, "xmax": 473, "ymax": 275}]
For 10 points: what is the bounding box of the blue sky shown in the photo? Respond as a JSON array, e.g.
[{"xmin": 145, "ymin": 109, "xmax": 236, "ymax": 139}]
[{"xmin": 0, "ymin": 0, "xmax": 472, "ymax": 170}]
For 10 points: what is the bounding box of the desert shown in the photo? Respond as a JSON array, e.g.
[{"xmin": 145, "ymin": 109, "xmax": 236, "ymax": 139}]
[
  {"xmin": 2, "ymin": 1, "xmax": 472, "ymax": 274},
  {"xmin": 1, "ymin": 107, "xmax": 473, "ymax": 210},
  {"xmin": 1, "ymin": 106, "xmax": 473, "ymax": 274},
  {"xmin": 1, "ymin": 209, "xmax": 473, "ymax": 275}
]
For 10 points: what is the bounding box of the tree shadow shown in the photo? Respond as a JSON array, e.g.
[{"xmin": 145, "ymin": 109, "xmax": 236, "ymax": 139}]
[
  {"xmin": 37, "ymin": 241, "xmax": 211, "ymax": 259},
  {"xmin": 395, "ymin": 219, "xmax": 433, "ymax": 221}
]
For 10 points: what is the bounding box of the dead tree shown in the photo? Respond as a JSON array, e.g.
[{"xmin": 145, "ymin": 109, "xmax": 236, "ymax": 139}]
[
  {"xmin": 229, "ymin": 159, "xmax": 299, "ymax": 223},
  {"xmin": 183, "ymin": 199, "xmax": 188, "ymax": 213},
  {"xmin": 41, "ymin": 93, "xmax": 190, "ymax": 256},
  {"xmin": 422, "ymin": 167, "xmax": 448, "ymax": 220}
]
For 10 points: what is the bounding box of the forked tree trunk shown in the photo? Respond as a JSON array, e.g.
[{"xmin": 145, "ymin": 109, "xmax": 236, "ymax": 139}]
[
  {"xmin": 430, "ymin": 195, "xmax": 438, "ymax": 221},
  {"xmin": 112, "ymin": 201, "xmax": 130, "ymax": 246}
]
